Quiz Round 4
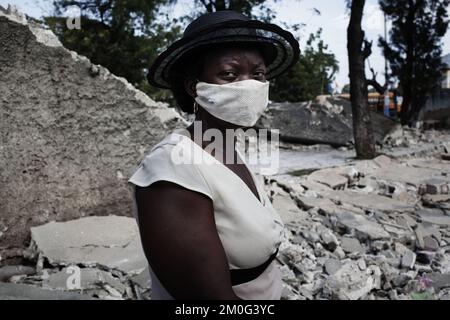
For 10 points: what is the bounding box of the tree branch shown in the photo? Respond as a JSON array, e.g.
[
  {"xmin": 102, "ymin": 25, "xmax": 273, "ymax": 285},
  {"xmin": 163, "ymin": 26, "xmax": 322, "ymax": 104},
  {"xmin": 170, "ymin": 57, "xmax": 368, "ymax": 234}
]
[
  {"xmin": 366, "ymin": 67, "xmax": 386, "ymax": 94},
  {"xmin": 362, "ymin": 39, "xmax": 372, "ymax": 60}
]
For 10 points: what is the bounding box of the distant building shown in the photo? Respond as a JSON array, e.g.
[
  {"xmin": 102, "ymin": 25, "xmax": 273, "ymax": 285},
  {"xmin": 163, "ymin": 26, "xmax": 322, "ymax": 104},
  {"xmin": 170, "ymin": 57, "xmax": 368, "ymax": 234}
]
[{"xmin": 443, "ymin": 53, "xmax": 450, "ymax": 89}]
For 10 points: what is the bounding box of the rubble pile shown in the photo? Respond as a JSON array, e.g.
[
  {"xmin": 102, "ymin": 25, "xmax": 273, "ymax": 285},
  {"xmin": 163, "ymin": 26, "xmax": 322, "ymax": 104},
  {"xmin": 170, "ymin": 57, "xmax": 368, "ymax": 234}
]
[
  {"xmin": 0, "ymin": 216, "xmax": 150, "ymax": 300},
  {"xmin": 2, "ymin": 147, "xmax": 449, "ymax": 300},
  {"xmin": 256, "ymin": 95, "xmax": 396, "ymax": 147},
  {"xmin": 267, "ymin": 152, "xmax": 450, "ymax": 300}
]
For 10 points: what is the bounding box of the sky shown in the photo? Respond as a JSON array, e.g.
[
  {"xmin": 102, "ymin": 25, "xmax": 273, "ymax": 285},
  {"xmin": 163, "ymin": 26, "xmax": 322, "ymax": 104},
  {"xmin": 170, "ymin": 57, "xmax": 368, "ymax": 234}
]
[{"xmin": 2, "ymin": 0, "xmax": 450, "ymax": 90}]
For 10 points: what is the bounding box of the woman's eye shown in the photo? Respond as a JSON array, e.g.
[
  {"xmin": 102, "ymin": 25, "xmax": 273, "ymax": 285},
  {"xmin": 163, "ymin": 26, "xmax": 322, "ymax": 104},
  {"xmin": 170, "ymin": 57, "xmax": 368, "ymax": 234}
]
[
  {"xmin": 221, "ymin": 71, "xmax": 237, "ymax": 78},
  {"xmin": 254, "ymin": 71, "xmax": 266, "ymax": 78}
]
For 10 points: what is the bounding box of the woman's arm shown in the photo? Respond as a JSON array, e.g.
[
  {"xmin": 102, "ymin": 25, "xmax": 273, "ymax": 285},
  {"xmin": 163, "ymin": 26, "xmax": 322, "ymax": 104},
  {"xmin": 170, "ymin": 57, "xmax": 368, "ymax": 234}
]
[{"xmin": 135, "ymin": 181, "xmax": 241, "ymax": 300}]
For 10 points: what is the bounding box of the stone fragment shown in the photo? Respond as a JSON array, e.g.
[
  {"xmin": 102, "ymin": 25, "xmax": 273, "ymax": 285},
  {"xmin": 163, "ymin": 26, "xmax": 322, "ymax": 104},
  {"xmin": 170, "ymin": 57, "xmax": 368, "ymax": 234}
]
[
  {"xmin": 423, "ymin": 236, "xmax": 440, "ymax": 251},
  {"xmin": 427, "ymin": 273, "xmax": 450, "ymax": 291},
  {"xmin": 418, "ymin": 209, "xmax": 450, "ymax": 227},
  {"xmin": 30, "ymin": 216, "xmax": 147, "ymax": 274},
  {"xmin": 341, "ymin": 237, "xmax": 365, "ymax": 254},
  {"xmin": 324, "ymin": 259, "xmax": 342, "ymax": 275},
  {"xmin": 400, "ymin": 250, "xmax": 416, "ymax": 269},
  {"xmin": 336, "ymin": 211, "xmax": 390, "ymax": 240},
  {"xmin": 323, "ymin": 261, "xmax": 380, "ymax": 300},
  {"xmin": 421, "ymin": 178, "xmax": 450, "ymax": 195},
  {"xmin": 42, "ymin": 267, "xmax": 127, "ymax": 295},
  {"xmin": 0, "ymin": 283, "xmax": 95, "ymax": 300},
  {"xmin": 272, "ymin": 193, "xmax": 308, "ymax": 224},
  {"xmin": 307, "ymin": 168, "xmax": 348, "ymax": 189},
  {"xmin": 0, "ymin": 265, "xmax": 35, "ymax": 282},
  {"xmin": 320, "ymin": 231, "xmax": 339, "ymax": 251}
]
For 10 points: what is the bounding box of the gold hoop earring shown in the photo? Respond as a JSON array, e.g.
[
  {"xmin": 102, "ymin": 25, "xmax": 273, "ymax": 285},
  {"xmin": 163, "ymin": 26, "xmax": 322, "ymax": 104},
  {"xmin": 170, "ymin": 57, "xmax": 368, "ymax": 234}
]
[{"xmin": 193, "ymin": 101, "xmax": 198, "ymax": 114}]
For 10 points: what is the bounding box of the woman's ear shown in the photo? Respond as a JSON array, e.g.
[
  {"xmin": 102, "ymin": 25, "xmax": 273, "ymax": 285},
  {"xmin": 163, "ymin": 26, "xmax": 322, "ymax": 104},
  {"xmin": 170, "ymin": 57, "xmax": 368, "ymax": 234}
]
[{"xmin": 184, "ymin": 78, "xmax": 198, "ymax": 98}]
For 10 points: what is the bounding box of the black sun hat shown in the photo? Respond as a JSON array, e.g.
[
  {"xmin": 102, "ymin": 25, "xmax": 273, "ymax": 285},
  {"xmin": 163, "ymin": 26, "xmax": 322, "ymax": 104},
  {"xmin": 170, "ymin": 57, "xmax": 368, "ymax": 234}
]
[{"xmin": 147, "ymin": 10, "xmax": 300, "ymax": 89}]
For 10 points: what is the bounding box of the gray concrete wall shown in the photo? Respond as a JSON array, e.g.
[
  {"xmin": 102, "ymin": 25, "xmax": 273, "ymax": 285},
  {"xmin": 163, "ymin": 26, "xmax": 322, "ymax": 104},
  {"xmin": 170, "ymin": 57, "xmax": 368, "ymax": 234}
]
[{"xmin": 0, "ymin": 7, "xmax": 186, "ymax": 258}]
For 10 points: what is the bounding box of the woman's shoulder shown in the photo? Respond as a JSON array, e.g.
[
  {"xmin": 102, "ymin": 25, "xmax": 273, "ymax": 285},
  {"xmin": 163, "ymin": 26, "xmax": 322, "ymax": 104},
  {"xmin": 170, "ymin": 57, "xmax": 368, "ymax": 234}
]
[{"xmin": 128, "ymin": 130, "xmax": 214, "ymax": 199}]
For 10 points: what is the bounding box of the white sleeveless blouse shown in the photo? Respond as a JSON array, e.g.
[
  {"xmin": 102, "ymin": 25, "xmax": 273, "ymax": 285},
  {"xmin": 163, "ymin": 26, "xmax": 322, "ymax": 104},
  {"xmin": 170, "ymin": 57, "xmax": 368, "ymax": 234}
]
[{"xmin": 128, "ymin": 129, "xmax": 285, "ymax": 300}]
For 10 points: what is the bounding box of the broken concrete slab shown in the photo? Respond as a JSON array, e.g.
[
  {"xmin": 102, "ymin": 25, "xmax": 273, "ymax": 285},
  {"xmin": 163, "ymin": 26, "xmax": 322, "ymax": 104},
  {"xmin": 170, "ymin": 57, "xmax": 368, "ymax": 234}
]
[
  {"xmin": 307, "ymin": 168, "xmax": 349, "ymax": 190},
  {"xmin": 0, "ymin": 283, "xmax": 95, "ymax": 300},
  {"xmin": 255, "ymin": 97, "xmax": 396, "ymax": 147},
  {"xmin": 0, "ymin": 265, "xmax": 35, "ymax": 282},
  {"xmin": 370, "ymin": 164, "xmax": 446, "ymax": 189},
  {"xmin": 427, "ymin": 273, "xmax": 450, "ymax": 291},
  {"xmin": 400, "ymin": 249, "xmax": 416, "ymax": 269},
  {"xmin": 324, "ymin": 259, "xmax": 342, "ymax": 275},
  {"xmin": 320, "ymin": 230, "xmax": 339, "ymax": 252},
  {"xmin": 42, "ymin": 267, "xmax": 127, "ymax": 295},
  {"xmin": 418, "ymin": 209, "xmax": 450, "ymax": 227},
  {"xmin": 323, "ymin": 262, "xmax": 381, "ymax": 300},
  {"xmin": 130, "ymin": 266, "xmax": 152, "ymax": 291},
  {"xmin": 320, "ymin": 189, "xmax": 415, "ymax": 213},
  {"xmin": 341, "ymin": 237, "xmax": 365, "ymax": 254},
  {"xmin": 293, "ymin": 195, "xmax": 342, "ymax": 215},
  {"xmin": 422, "ymin": 194, "xmax": 450, "ymax": 208},
  {"xmin": 272, "ymin": 193, "xmax": 308, "ymax": 224},
  {"xmin": 335, "ymin": 211, "xmax": 390, "ymax": 240},
  {"xmin": 422, "ymin": 236, "xmax": 440, "ymax": 251},
  {"xmin": 30, "ymin": 216, "xmax": 147, "ymax": 274},
  {"xmin": 406, "ymin": 158, "xmax": 450, "ymax": 174},
  {"xmin": 420, "ymin": 178, "xmax": 450, "ymax": 195}
]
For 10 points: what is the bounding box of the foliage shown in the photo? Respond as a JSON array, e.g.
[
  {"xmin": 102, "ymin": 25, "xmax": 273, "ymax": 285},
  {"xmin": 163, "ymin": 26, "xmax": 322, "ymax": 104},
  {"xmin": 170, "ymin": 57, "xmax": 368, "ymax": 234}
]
[
  {"xmin": 46, "ymin": 0, "xmax": 336, "ymax": 105},
  {"xmin": 46, "ymin": 0, "xmax": 182, "ymax": 100},
  {"xmin": 270, "ymin": 29, "xmax": 339, "ymax": 102},
  {"xmin": 379, "ymin": 0, "xmax": 450, "ymax": 125}
]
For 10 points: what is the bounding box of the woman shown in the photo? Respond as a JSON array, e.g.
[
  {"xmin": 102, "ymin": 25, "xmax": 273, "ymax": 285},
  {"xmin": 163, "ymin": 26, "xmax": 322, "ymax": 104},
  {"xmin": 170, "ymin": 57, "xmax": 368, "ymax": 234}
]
[{"xmin": 128, "ymin": 10, "xmax": 300, "ymax": 300}]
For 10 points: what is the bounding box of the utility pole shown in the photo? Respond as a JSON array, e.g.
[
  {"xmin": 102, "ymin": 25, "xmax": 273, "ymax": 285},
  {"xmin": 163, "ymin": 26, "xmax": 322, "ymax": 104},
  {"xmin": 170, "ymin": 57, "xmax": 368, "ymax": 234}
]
[{"xmin": 383, "ymin": 12, "xmax": 390, "ymax": 117}]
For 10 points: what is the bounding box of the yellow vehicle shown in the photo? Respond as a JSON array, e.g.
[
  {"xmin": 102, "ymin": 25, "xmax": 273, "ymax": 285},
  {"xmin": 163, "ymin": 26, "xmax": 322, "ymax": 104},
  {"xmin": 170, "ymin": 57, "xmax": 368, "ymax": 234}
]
[{"xmin": 368, "ymin": 92, "xmax": 402, "ymax": 114}]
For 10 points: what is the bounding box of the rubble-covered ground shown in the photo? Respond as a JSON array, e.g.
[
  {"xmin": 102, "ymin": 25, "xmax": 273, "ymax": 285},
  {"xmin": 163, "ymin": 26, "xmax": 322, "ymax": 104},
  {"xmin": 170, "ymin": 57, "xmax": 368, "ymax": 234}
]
[
  {"xmin": 269, "ymin": 128, "xmax": 450, "ymax": 300},
  {"xmin": 1, "ymin": 128, "xmax": 449, "ymax": 300}
]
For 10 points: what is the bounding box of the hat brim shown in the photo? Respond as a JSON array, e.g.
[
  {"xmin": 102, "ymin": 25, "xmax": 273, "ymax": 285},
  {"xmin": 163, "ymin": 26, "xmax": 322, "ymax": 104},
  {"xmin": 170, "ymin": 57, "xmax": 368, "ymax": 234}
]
[{"xmin": 147, "ymin": 20, "xmax": 300, "ymax": 89}]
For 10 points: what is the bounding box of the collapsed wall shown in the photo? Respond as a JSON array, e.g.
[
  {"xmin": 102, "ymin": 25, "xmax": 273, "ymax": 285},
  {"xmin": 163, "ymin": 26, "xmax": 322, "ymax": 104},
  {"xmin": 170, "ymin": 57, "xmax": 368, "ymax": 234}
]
[
  {"xmin": 0, "ymin": 6, "xmax": 186, "ymax": 259},
  {"xmin": 257, "ymin": 96, "xmax": 396, "ymax": 147}
]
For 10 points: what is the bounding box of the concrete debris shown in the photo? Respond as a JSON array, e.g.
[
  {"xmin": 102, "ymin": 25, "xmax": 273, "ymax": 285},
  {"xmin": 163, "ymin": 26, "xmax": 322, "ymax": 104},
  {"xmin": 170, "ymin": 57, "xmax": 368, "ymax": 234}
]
[
  {"xmin": 30, "ymin": 216, "xmax": 147, "ymax": 274},
  {"xmin": 335, "ymin": 212, "xmax": 390, "ymax": 241},
  {"xmin": 307, "ymin": 169, "xmax": 349, "ymax": 190},
  {"xmin": 0, "ymin": 283, "xmax": 95, "ymax": 300},
  {"xmin": 255, "ymin": 96, "xmax": 396, "ymax": 147},
  {"xmin": 0, "ymin": 6, "xmax": 186, "ymax": 259},
  {"xmin": 0, "ymin": 265, "xmax": 35, "ymax": 282},
  {"xmin": 272, "ymin": 193, "xmax": 309, "ymax": 225},
  {"xmin": 400, "ymin": 249, "xmax": 417, "ymax": 270},
  {"xmin": 324, "ymin": 259, "xmax": 342, "ymax": 275},
  {"xmin": 341, "ymin": 237, "xmax": 365, "ymax": 254},
  {"xmin": 266, "ymin": 143, "xmax": 450, "ymax": 300},
  {"xmin": 2, "ymin": 6, "xmax": 450, "ymax": 301},
  {"xmin": 323, "ymin": 261, "xmax": 381, "ymax": 300},
  {"xmin": 1, "ymin": 216, "xmax": 150, "ymax": 300}
]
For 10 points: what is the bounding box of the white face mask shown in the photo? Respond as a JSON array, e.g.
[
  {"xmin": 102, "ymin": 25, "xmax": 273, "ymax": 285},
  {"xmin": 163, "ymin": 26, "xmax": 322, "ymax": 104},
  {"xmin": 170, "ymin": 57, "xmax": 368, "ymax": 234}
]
[{"xmin": 194, "ymin": 79, "xmax": 270, "ymax": 127}]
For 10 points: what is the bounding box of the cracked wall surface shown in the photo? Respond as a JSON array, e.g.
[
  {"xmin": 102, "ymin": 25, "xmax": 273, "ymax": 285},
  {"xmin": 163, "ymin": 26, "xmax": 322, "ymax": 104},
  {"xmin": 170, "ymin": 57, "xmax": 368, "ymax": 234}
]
[{"xmin": 0, "ymin": 6, "xmax": 186, "ymax": 258}]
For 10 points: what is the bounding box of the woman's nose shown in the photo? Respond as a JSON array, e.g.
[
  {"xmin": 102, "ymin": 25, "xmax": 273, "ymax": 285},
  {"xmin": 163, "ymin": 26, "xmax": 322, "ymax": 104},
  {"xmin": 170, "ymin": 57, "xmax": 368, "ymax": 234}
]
[{"xmin": 236, "ymin": 74, "xmax": 252, "ymax": 81}]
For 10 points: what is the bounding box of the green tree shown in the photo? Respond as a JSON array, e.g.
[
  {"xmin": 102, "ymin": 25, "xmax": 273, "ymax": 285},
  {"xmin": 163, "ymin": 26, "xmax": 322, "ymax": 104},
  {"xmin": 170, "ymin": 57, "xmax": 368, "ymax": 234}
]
[
  {"xmin": 193, "ymin": 0, "xmax": 282, "ymax": 22},
  {"xmin": 45, "ymin": 0, "xmax": 181, "ymax": 100},
  {"xmin": 270, "ymin": 28, "xmax": 339, "ymax": 102},
  {"xmin": 379, "ymin": 0, "xmax": 450, "ymax": 125}
]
